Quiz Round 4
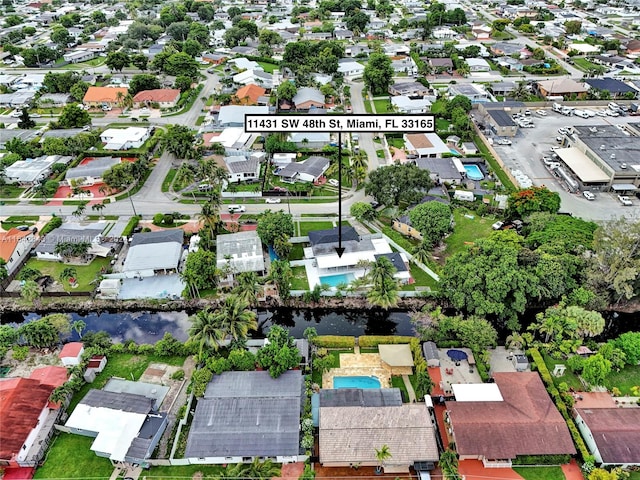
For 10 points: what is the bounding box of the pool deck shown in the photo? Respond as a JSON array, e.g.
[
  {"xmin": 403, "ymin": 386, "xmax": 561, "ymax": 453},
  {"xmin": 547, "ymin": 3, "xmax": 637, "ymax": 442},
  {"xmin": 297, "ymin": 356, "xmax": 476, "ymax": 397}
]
[{"xmin": 322, "ymin": 352, "xmax": 413, "ymax": 389}]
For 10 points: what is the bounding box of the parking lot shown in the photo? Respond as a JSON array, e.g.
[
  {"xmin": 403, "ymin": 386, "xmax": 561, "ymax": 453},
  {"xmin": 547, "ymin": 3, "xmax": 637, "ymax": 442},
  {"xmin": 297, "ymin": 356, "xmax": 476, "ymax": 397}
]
[{"xmin": 487, "ymin": 107, "xmax": 640, "ymax": 221}]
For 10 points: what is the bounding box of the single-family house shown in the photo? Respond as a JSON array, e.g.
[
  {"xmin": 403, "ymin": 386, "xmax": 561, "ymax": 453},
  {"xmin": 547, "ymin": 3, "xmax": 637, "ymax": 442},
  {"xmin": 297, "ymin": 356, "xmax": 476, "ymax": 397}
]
[
  {"xmin": 495, "ymin": 56, "xmax": 523, "ymax": 71},
  {"xmin": 489, "ymin": 82, "xmax": 518, "ymax": 98},
  {"xmin": 490, "ymin": 42, "xmax": 529, "ymax": 58},
  {"xmin": 433, "ymin": 26, "xmax": 457, "ymax": 39},
  {"xmin": 3, "ymin": 155, "xmax": 72, "ymax": 185},
  {"xmin": 0, "ymin": 228, "xmax": 36, "ymax": 275},
  {"xmin": 338, "ymin": 59, "xmax": 365, "ymax": 79},
  {"xmin": 584, "ymin": 78, "xmax": 637, "ymax": 99},
  {"xmin": 0, "ymin": 92, "xmax": 35, "ymax": 107},
  {"xmin": 218, "ymin": 106, "xmax": 269, "ymax": 127},
  {"xmin": 0, "ymin": 366, "xmax": 68, "ymax": 467},
  {"xmin": 64, "ymin": 386, "xmax": 168, "ymax": 466},
  {"xmin": 233, "ymin": 69, "xmax": 274, "ymax": 89},
  {"xmin": 391, "ymin": 57, "xmax": 417, "ymax": 75},
  {"xmin": 82, "ymin": 86, "xmax": 128, "ymax": 107},
  {"xmin": 288, "ymin": 132, "xmax": 331, "ymax": 149},
  {"xmin": 65, "ymin": 157, "xmax": 121, "ymax": 185},
  {"xmin": 574, "ymin": 408, "xmax": 640, "ymax": 467},
  {"xmin": 404, "ymin": 133, "xmax": 450, "ymax": 158},
  {"xmin": 185, "ymin": 371, "xmax": 304, "ymax": 464},
  {"xmin": 275, "ymin": 155, "xmax": 330, "ymax": 183},
  {"xmin": 388, "ymin": 81, "xmax": 431, "ymax": 97},
  {"xmin": 466, "ymin": 57, "xmax": 491, "ymax": 72},
  {"xmin": 391, "ymin": 96, "xmax": 431, "ymax": 114},
  {"xmin": 216, "ymin": 230, "xmax": 266, "ymax": 284},
  {"xmin": 203, "ymin": 128, "xmax": 254, "ymax": 150},
  {"xmin": 429, "ymin": 57, "xmax": 454, "ymax": 73},
  {"xmin": 100, "ymin": 127, "xmax": 150, "ymax": 150},
  {"xmin": 63, "ymin": 49, "xmax": 95, "ymax": 64},
  {"xmin": 416, "ymin": 157, "xmax": 464, "ymax": 184},
  {"xmin": 345, "ymin": 45, "xmax": 371, "ymax": 57},
  {"xmin": 224, "ymin": 154, "xmax": 261, "ymax": 183},
  {"xmin": 233, "ymin": 84, "xmax": 267, "ymax": 105},
  {"xmin": 472, "ymin": 25, "xmax": 492, "ymax": 39},
  {"xmin": 536, "ymin": 78, "xmax": 589, "ymax": 99},
  {"xmin": 132, "ymin": 89, "xmax": 181, "ymax": 108},
  {"xmin": 374, "ymin": 253, "xmax": 411, "ymax": 284},
  {"xmin": 39, "ymin": 93, "xmax": 73, "ymax": 106},
  {"xmin": 0, "ymin": 129, "xmax": 38, "ymax": 150},
  {"xmin": 319, "ymin": 404, "xmax": 439, "ymax": 473},
  {"xmin": 122, "ymin": 230, "xmax": 183, "ymax": 277},
  {"xmin": 201, "ymin": 53, "xmax": 227, "ymax": 65},
  {"xmin": 392, "ymin": 215, "xmax": 422, "ymax": 241},
  {"xmin": 293, "ymin": 87, "xmax": 325, "ymax": 110},
  {"xmin": 34, "ymin": 225, "xmax": 108, "ymax": 262},
  {"xmin": 446, "ymin": 372, "xmax": 576, "ymax": 467},
  {"xmin": 448, "ymin": 83, "xmax": 490, "ymax": 103},
  {"xmin": 334, "ymin": 29, "xmax": 354, "ymax": 40},
  {"xmin": 59, "ymin": 342, "xmax": 84, "ymax": 366}
]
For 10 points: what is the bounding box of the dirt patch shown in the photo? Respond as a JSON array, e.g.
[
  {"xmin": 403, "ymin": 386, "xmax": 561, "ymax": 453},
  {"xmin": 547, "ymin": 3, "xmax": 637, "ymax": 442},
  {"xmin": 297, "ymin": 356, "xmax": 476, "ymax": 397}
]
[
  {"xmin": 192, "ymin": 472, "xmax": 204, "ymax": 480},
  {"xmin": 3, "ymin": 347, "xmax": 63, "ymax": 378}
]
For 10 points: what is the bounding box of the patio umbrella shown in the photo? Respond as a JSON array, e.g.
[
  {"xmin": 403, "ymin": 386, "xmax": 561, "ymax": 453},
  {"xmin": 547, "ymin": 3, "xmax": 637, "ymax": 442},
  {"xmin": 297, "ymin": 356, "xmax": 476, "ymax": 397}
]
[{"xmin": 446, "ymin": 349, "xmax": 468, "ymax": 362}]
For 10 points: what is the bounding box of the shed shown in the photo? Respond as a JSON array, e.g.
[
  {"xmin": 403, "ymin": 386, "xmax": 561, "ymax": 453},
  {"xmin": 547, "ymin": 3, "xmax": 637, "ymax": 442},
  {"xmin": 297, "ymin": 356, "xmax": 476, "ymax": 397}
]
[
  {"xmin": 422, "ymin": 341, "xmax": 440, "ymax": 367},
  {"xmin": 59, "ymin": 342, "xmax": 84, "ymax": 367},
  {"xmin": 512, "ymin": 354, "xmax": 529, "ymax": 372},
  {"xmin": 379, "ymin": 344, "xmax": 414, "ymax": 375},
  {"xmin": 453, "ymin": 190, "xmax": 475, "ymax": 202}
]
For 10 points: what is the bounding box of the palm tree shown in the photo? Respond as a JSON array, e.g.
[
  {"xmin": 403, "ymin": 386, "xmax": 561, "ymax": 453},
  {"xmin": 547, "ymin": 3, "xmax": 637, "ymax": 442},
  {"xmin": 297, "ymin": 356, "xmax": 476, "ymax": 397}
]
[
  {"xmin": 115, "ymin": 91, "xmax": 125, "ymax": 109},
  {"xmin": 234, "ymin": 271, "xmax": 260, "ymax": 306},
  {"xmin": 198, "ymin": 200, "xmax": 221, "ymax": 239},
  {"xmin": 244, "ymin": 458, "xmax": 280, "ymax": 479},
  {"xmin": 21, "ymin": 280, "xmax": 40, "ymax": 305},
  {"xmin": 214, "ymin": 295, "xmax": 258, "ymax": 342},
  {"xmin": 92, "ymin": 202, "xmax": 106, "ymax": 217},
  {"xmin": 412, "ymin": 241, "xmax": 431, "ymax": 266},
  {"xmin": 350, "ymin": 152, "xmax": 368, "ymax": 172},
  {"xmin": 59, "ymin": 266, "xmax": 77, "ymax": 284},
  {"xmin": 188, "ymin": 308, "xmax": 226, "ymax": 360},
  {"xmin": 72, "ymin": 320, "xmax": 86, "ymax": 338},
  {"xmin": 72, "ymin": 201, "xmax": 88, "ymax": 220},
  {"xmin": 367, "ymin": 256, "xmax": 399, "ymax": 309},
  {"xmin": 375, "ymin": 444, "xmax": 392, "ymax": 473}
]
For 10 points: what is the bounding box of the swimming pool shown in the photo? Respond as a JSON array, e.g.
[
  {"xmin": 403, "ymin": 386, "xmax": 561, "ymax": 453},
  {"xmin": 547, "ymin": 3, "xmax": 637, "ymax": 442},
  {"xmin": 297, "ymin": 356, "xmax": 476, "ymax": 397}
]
[
  {"xmin": 333, "ymin": 376, "xmax": 381, "ymax": 389},
  {"xmin": 464, "ymin": 164, "xmax": 484, "ymax": 181},
  {"xmin": 319, "ymin": 272, "xmax": 355, "ymax": 287},
  {"xmin": 449, "ymin": 148, "xmax": 461, "ymax": 156}
]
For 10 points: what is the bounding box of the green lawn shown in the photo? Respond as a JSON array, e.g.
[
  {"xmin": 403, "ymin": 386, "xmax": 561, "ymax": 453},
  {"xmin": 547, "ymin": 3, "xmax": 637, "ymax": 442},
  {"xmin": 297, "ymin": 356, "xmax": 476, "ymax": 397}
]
[
  {"xmin": 69, "ymin": 353, "xmax": 185, "ymax": 413},
  {"xmin": 628, "ymin": 472, "xmax": 640, "ymax": 480},
  {"xmin": 1, "ymin": 215, "xmax": 39, "ymax": 229},
  {"xmin": 33, "ymin": 434, "xmax": 113, "ymax": 479},
  {"xmin": 380, "ymin": 224, "xmax": 420, "ymax": 253},
  {"xmin": 572, "ymin": 57, "xmax": 605, "ymax": 73},
  {"xmin": 402, "ymin": 263, "xmax": 439, "ymax": 291},
  {"xmin": 144, "ymin": 465, "xmax": 226, "ymax": 479},
  {"xmin": 162, "ymin": 168, "xmax": 177, "ymax": 193},
  {"xmin": 436, "ymin": 118, "xmax": 451, "ymax": 132},
  {"xmin": 195, "ymin": 115, "xmax": 205, "ymax": 126},
  {"xmin": 289, "ymin": 243, "xmax": 305, "ymax": 261},
  {"xmin": 23, "ymin": 257, "xmax": 111, "ymax": 292},
  {"xmin": 542, "ymin": 352, "xmax": 584, "ymax": 391},
  {"xmin": 290, "ymin": 265, "xmax": 309, "ymax": 290},
  {"xmin": 312, "ymin": 349, "xmax": 353, "ymax": 385},
  {"xmin": 391, "ymin": 375, "xmax": 410, "ymax": 402},
  {"xmin": 444, "ymin": 209, "xmax": 496, "ymax": 257},
  {"xmin": 604, "ymin": 364, "xmax": 640, "ymax": 396},
  {"xmin": 298, "ymin": 221, "xmax": 334, "ymax": 237},
  {"xmin": 430, "ymin": 99, "xmax": 447, "ymax": 115},
  {"xmin": 0, "ymin": 184, "xmax": 26, "ymax": 198},
  {"xmin": 386, "ymin": 136, "xmax": 405, "ymax": 149},
  {"xmin": 373, "ymin": 98, "xmax": 391, "ymax": 113},
  {"xmin": 364, "ymin": 99, "xmax": 373, "ymax": 113},
  {"xmin": 513, "ymin": 467, "xmax": 565, "ymax": 480},
  {"xmin": 257, "ymin": 61, "xmax": 279, "ymax": 73}
]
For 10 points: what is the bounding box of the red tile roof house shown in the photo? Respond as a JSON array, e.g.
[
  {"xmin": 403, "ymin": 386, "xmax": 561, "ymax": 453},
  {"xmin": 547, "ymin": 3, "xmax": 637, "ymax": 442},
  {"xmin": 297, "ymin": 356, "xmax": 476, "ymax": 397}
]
[
  {"xmin": 446, "ymin": 372, "xmax": 576, "ymax": 468},
  {"xmin": 132, "ymin": 89, "xmax": 181, "ymax": 109},
  {"xmin": 0, "ymin": 366, "xmax": 68, "ymax": 468},
  {"xmin": 574, "ymin": 408, "xmax": 640, "ymax": 467},
  {"xmin": 58, "ymin": 342, "xmax": 84, "ymax": 367}
]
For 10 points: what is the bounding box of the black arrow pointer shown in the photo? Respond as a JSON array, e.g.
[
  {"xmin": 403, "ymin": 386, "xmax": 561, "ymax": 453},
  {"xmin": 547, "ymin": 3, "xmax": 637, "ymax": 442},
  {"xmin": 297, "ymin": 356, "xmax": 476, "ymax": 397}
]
[{"xmin": 335, "ymin": 131, "xmax": 345, "ymax": 258}]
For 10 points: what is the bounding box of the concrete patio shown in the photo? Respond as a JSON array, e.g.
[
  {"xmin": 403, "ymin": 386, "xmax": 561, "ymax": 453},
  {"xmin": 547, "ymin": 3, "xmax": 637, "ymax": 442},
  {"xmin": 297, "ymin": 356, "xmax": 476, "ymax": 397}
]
[
  {"xmin": 489, "ymin": 346, "xmax": 530, "ymax": 373},
  {"xmin": 322, "ymin": 352, "xmax": 393, "ymax": 389},
  {"xmin": 437, "ymin": 348, "xmax": 482, "ymax": 395}
]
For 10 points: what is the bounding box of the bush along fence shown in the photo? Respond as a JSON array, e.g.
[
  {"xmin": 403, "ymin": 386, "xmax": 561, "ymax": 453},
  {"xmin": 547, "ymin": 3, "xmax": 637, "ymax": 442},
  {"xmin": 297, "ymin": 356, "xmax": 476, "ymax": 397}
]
[{"xmin": 528, "ymin": 348, "xmax": 594, "ymax": 463}]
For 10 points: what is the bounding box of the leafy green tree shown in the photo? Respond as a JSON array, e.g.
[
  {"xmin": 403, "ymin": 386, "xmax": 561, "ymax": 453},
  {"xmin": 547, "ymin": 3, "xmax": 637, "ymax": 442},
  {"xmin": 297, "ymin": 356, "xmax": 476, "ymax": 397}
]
[
  {"xmin": 0, "ymin": 260, "xmax": 8, "ymax": 281},
  {"xmin": 191, "ymin": 367, "xmax": 213, "ymax": 396},
  {"xmin": 267, "ymin": 259, "xmax": 293, "ymax": 301},
  {"xmin": 56, "ymin": 104, "xmax": 90, "ymax": 128},
  {"xmin": 131, "ymin": 53, "xmax": 148, "ymax": 71},
  {"xmin": 364, "ymin": 52, "xmax": 394, "ymax": 95},
  {"xmin": 51, "ymin": 26, "xmax": 72, "ymax": 48},
  {"xmin": 445, "ymin": 95, "xmax": 472, "ymax": 117},
  {"xmin": 181, "ymin": 249, "xmax": 219, "ymax": 297},
  {"xmin": 525, "ymin": 213, "xmax": 597, "ymax": 251},
  {"xmin": 105, "ymin": 51, "xmax": 131, "ymax": 72},
  {"xmin": 408, "ymin": 202, "xmax": 452, "ymax": 248},
  {"xmin": 0, "ymin": 325, "xmax": 19, "ymax": 349},
  {"xmin": 492, "ymin": 19, "xmax": 510, "ymax": 32},
  {"xmin": 507, "ymin": 186, "xmax": 560, "ymax": 219},
  {"xmin": 163, "ymin": 52, "xmax": 199, "ymax": 77},
  {"xmin": 70, "ymin": 81, "xmax": 90, "ymax": 102},
  {"xmin": 277, "ymin": 81, "xmax": 297, "ymax": 102},
  {"xmin": 257, "ymin": 210, "xmax": 295, "ymax": 246},
  {"xmin": 365, "ymin": 163, "xmax": 434, "ymax": 207},
  {"xmin": 564, "ymin": 20, "xmax": 582, "ymax": 35},
  {"xmin": 128, "ymin": 74, "xmax": 161, "ymax": 95},
  {"xmin": 273, "ymin": 233, "xmax": 292, "ymax": 259},
  {"xmin": 162, "ymin": 125, "xmax": 198, "ymax": 159},
  {"xmin": 20, "ymin": 280, "xmax": 40, "ymax": 305},
  {"xmin": 345, "ymin": 10, "xmax": 369, "ymax": 31},
  {"xmin": 581, "ymin": 353, "xmax": 611, "ymax": 386},
  {"xmin": 174, "ymin": 75, "xmax": 192, "ymax": 92},
  {"xmin": 350, "ymin": 202, "xmax": 377, "ymax": 222},
  {"xmin": 17, "ymin": 107, "xmax": 34, "ymax": 129},
  {"xmin": 614, "ymin": 332, "xmax": 640, "ymax": 365},
  {"xmin": 228, "ymin": 349, "xmax": 257, "ymax": 371},
  {"xmin": 19, "ymin": 316, "xmax": 59, "ymax": 348},
  {"xmin": 256, "ymin": 325, "xmax": 301, "ymax": 378},
  {"xmin": 234, "ymin": 272, "xmax": 260, "ymax": 307},
  {"xmin": 167, "ymin": 21, "xmax": 190, "ymax": 41}
]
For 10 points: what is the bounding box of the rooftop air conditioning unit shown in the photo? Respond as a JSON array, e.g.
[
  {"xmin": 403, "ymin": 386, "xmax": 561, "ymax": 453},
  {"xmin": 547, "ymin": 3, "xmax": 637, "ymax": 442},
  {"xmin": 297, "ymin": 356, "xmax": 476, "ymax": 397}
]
[
  {"xmin": 600, "ymin": 144, "xmax": 605, "ymax": 150},
  {"xmin": 621, "ymin": 163, "xmax": 627, "ymax": 169}
]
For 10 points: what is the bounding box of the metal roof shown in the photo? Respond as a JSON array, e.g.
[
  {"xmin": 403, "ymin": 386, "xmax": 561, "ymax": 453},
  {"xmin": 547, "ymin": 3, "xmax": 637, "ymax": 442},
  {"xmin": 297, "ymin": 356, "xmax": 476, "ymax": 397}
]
[
  {"xmin": 422, "ymin": 341, "xmax": 439, "ymax": 361},
  {"xmin": 319, "ymin": 388, "xmax": 402, "ymax": 408},
  {"xmin": 129, "ymin": 229, "xmax": 183, "ymax": 247},
  {"xmin": 80, "ymin": 389, "xmax": 153, "ymax": 414}
]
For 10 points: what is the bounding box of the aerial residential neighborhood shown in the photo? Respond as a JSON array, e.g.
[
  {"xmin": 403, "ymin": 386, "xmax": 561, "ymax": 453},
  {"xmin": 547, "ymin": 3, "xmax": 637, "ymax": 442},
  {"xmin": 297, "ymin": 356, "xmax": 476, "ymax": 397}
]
[{"xmin": 0, "ymin": 0, "xmax": 639, "ymax": 477}]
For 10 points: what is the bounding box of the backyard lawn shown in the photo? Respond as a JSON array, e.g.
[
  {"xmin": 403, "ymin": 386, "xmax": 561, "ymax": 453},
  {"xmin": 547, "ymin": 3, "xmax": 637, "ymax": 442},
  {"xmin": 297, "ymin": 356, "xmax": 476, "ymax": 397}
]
[
  {"xmin": 68, "ymin": 353, "xmax": 185, "ymax": 413},
  {"xmin": 0, "ymin": 184, "xmax": 26, "ymax": 198},
  {"xmin": 512, "ymin": 466, "xmax": 565, "ymax": 480},
  {"xmin": 33, "ymin": 434, "xmax": 113, "ymax": 479},
  {"xmin": 290, "ymin": 265, "xmax": 309, "ymax": 291},
  {"xmin": 289, "ymin": 243, "xmax": 305, "ymax": 261},
  {"xmin": 401, "ymin": 263, "xmax": 439, "ymax": 291},
  {"xmin": 373, "ymin": 98, "xmax": 391, "ymax": 113},
  {"xmin": 23, "ymin": 257, "xmax": 112, "ymax": 292},
  {"xmin": 605, "ymin": 364, "xmax": 640, "ymax": 396},
  {"xmin": 542, "ymin": 352, "xmax": 584, "ymax": 391},
  {"xmin": 298, "ymin": 220, "xmax": 335, "ymax": 236},
  {"xmin": 257, "ymin": 61, "xmax": 279, "ymax": 73},
  {"xmin": 444, "ymin": 210, "xmax": 496, "ymax": 258}
]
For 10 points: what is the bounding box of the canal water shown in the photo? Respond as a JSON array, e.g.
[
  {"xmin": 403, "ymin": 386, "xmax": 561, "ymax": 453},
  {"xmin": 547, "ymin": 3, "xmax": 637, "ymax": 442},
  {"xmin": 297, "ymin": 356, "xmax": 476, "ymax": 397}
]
[{"xmin": 0, "ymin": 308, "xmax": 636, "ymax": 344}]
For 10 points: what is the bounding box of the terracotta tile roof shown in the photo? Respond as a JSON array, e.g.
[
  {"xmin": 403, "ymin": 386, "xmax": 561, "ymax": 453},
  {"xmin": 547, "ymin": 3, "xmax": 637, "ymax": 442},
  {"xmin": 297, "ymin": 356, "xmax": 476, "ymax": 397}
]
[
  {"xmin": 132, "ymin": 89, "xmax": 181, "ymax": 103},
  {"xmin": 575, "ymin": 408, "xmax": 640, "ymax": 464},
  {"xmin": 446, "ymin": 372, "xmax": 576, "ymax": 459},
  {"xmin": 29, "ymin": 366, "xmax": 68, "ymax": 388},
  {"xmin": 235, "ymin": 84, "xmax": 267, "ymax": 105},
  {"xmin": 83, "ymin": 86, "xmax": 128, "ymax": 103},
  {"xmin": 0, "ymin": 228, "xmax": 31, "ymax": 262},
  {"xmin": 0, "ymin": 378, "xmax": 55, "ymax": 461},
  {"xmin": 58, "ymin": 342, "xmax": 84, "ymax": 359}
]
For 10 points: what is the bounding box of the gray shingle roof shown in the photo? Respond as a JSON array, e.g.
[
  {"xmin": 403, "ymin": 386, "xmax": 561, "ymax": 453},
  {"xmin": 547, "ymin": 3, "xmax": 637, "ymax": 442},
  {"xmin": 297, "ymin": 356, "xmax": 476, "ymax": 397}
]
[
  {"xmin": 308, "ymin": 226, "xmax": 359, "ymax": 246},
  {"xmin": 80, "ymin": 389, "xmax": 153, "ymax": 414},
  {"xmin": 292, "ymin": 87, "xmax": 324, "ymax": 106},
  {"xmin": 129, "ymin": 230, "xmax": 183, "ymax": 247},
  {"xmin": 374, "ymin": 252, "xmax": 408, "ymax": 272},
  {"xmin": 422, "ymin": 341, "xmax": 439, "ymax": 361},
  {"xmin": 276, "ymin": 156, "xmax": 330, "ymax": 179},
  {"xmin": 224, "ymin": 155, "xmax": 258, "ymax": 175},
  {"xmin": 65, "ymin": 157, "xmax": 120, "ymax": 180},
  {"xmin": 186, "ymin": 371, "xmax": 303, "ymax": 458},
  {"xmin": 35, "ymin": 227, "xmax": 103, "ymax": 254}
]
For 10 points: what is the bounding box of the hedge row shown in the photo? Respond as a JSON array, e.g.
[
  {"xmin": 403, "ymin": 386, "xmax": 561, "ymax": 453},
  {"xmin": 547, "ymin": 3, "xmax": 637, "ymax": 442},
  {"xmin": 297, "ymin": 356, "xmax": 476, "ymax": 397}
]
[
  {"xmin": 40, "ymin": 216, "xmax": 63, "ymax": 235},
  {"xmin": 528, "ymin": 348, "xmax": 593, "ymax": 463},
  {"xmin": 359, "ymin": 335, "xmax": 416, "ymax": 348},
  {"xmin": 312, "ymin": 335, "xmax": 355, "ymax": 348},
  {"xmin": 121, "ymin": 216, "xmax": 140, "ymax": 237},
  {"xmin": 513, "ymin": 454, "xmax": 571, "ymax": 465}
]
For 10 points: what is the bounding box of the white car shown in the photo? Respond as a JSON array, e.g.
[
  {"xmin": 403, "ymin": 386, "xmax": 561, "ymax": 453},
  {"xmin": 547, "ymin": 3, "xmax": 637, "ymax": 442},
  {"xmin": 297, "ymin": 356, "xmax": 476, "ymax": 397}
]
[
  {"xmin": 618, "ymin": 195, "xmax": 633, "ymax": 206},
  {"xmin": 536, "ymin": 110, "xmax": 547, "ymax": 116},
  {"xmin": 497, "ymin": 139, "xmax": 512, "ymax": 145},
  {"xmin": 328, "ymin": 179, "xmax": 340, "ymax": 187},
  {"xmin": 30, "ymin": 113, "xmax": 41, "ymax": 118},
  {"xmin": 228, "ymin": 204, "xmax": 246, "ymax": 213},
  {"xmin": 583, "ymin": 191, "xmax": 595, "ymax": 200},
  {"xmin": 139, "ymin": 107, "xmax": 149, "ymax": 114},
  {"xmin": 9, "ymin": 110, "xmax": 22, "ymax": 117},
  {"xmin": 265, "ymin": 197, "xmax": 281, "ymax": 204},
  {"xmin": 492, "ymin": 221, "xmax": 504, "ymax": 230},
  {"xmin": 595, "ymin": 110, "xmax": 608, "ymax": 117}
]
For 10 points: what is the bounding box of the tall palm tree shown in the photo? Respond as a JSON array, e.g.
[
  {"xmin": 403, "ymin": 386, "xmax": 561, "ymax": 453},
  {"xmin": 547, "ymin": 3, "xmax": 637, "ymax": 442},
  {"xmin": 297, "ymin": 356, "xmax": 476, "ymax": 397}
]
[
  {"xmin": 198, "ymin": 200, "xmax": 221, "ymax": 239},
  {"xmin": 188, "ymin": 308, "xmax": 226, "ymax": 359},
  {"xmin": 412, "ymin": 241, "xmax": 431, "ymax": 266},
  {"xmin": 375, "ymin": 444, "xmax": 392, "ymax": 473},
  {"xmin": 350, "ymin": 152, "xmax": 368, "ymax": 172},
  {"xmin": 244, "ymin": 458, "xmax": 280, "ymax": 479},
  {"xmin": 369, "ymin": 255, "xmax": 396, "ymax": 286},
  {"xmin": 21, "ymin": 280, "xmax": 40, "ymax": 305},
  {"xmin": 92, "ymin": 202, "xmax": 106, "ymax": 217},
  {"xmin": 59, "ymin": 266, "xmax": 77, "ymax": 284},
  {"xmin": 234, "ymin": 271, "xmax": 260, "ymax": 306},
  {"xmin": 214, "ymin": 295, "xmax": 258, "ymax": 342},
  {"xmin": 72, "ymin": 320, "xmax": 86, "ymax": 338},
  {"xmin": 367, "ymin": 256, "xmax": 399, "ymax": 309}
]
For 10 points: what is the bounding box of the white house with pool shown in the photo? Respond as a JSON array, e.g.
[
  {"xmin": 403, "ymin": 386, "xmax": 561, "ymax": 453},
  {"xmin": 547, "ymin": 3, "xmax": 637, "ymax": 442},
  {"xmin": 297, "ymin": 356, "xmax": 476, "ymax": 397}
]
[{"xmin": 304, "ymin": 226, "xmax": 411, "ymax": 289}]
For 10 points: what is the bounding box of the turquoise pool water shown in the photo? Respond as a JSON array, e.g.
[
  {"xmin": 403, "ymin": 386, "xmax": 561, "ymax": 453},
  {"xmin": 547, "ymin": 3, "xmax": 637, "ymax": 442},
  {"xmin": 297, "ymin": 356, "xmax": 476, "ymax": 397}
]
[
  {"xmin": 464, "ymin": 164, "xmax": 484, "ymax": 180},
  {"xmin": 319, "ymin": 272, "xmax": 355, "ymax": 287},
  {"xmin": 449, "ymin": 148, "xmax": 461, "ymax": 156},
  {"xmin": 333, "ymin": 376, "xmax": 381, "ymax": 389}
]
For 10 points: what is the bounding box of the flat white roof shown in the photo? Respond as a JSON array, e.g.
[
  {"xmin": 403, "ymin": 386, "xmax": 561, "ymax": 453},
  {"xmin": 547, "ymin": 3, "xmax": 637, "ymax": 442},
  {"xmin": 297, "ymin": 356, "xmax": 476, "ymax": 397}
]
[
  {"xmin": 556, "ymin": 147, "xmax": 611, "ymax": 183},
  {"xmin": 452, "ymin": 383, "xmax": 503, "ymax": 402},
  {"xmin": 316, "ymin": 237, "xmax": 392, "ymax": 269}
]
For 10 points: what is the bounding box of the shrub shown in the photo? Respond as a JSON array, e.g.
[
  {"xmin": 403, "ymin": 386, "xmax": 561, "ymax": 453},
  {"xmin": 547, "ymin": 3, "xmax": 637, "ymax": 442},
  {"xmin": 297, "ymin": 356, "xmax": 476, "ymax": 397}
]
[
  {"xmin": 12, "ymin": 345, "xmax": 29, "ymax": 361},
  {"xmin": 171, "ymin": 369, "xmax": 185, "ymax": 381},
  {"xmin": 359, "ymin": 335, "xmax": 415, "ymax": 347},
  {"xmin": 153, "ymin": 213, "xmax": 164, "ymax": 225},
  {"xmin": 207, "ymin": 356, "xmax": 231, "ymax": 375},
  {"xmin": 40, "ymin": 216, "xmax": 63, "ymax": 235},
  {"xmin": 228, "ymin": 349, "xmax": 256, "ymax": 371},
  {"xmin": 191, "ymin": 367, "xmax": 213, "ymax": 397},
  {"xmin": 163, "ymin": 213, "xmax": 174, "ymax": 225},
  {"xmin": 122, "ymin": 216, "xmax": 140, "ymax": 237},
  {"xmin": 513, "ymin": 454, "xmax": 571, "ymax": 465},
  {"xmin": 312, "ymin": 335, "xmax": 355, "ymax": 348}
]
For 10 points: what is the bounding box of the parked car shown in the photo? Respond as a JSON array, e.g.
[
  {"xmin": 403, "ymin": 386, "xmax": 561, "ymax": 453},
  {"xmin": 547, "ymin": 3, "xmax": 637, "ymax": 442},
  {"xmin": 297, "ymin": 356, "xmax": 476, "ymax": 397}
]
[
  {"xmin": 228, "ymin": 204, "xmax": 246, "ymax": 213},
  {"xmin": 273, "ymin": 186, "xmax": 288, "ymax": 192},
  {"xmin": 492, "ymin": 221, "xmax": 504, "ymax": 230},
  {"xmin": 497, "ymin": 138, "xmax": 512, "ymax": 145},
  {"xmin": 265, "ymin": 197, "xmax": 281, "ymax": 203},
  {"xmin": 328, "ymin": 178, "xmax": 340, "ymax": 187},
  {"xmin": 536, "ymin": 110, "xmax": 547, "ymax": 116},
  {"xmin": 618, "ymin": 195, "xmax": 633, "ymax": 206},
  {"xmin": 583, "ymin": 191, "xmax": 595, "ymax": 200},
  {"xmin": 139, "ymin": 107, "xmax": 149, "ymax": 114},
  {"xmin": 9, "ymin": 110, "xmax": 22, "ymax": 117},
  {"xmin": 558, "ymin": 128, "xmax": 567, "ymax": 135},
  {"xmin": 30, "ymin": 113, "xmax": 41, "ymax": 118}
]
